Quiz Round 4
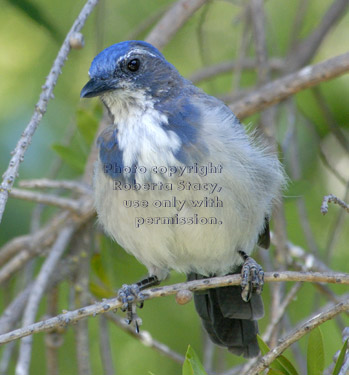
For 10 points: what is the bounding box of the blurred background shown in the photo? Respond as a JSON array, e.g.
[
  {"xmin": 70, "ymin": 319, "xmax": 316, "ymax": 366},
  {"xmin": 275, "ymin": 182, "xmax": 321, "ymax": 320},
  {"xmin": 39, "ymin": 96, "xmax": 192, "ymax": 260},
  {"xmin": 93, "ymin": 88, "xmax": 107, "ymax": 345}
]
[{"xmin": 0, "ymin": 0, "xmax": 349, "ymax": 374}]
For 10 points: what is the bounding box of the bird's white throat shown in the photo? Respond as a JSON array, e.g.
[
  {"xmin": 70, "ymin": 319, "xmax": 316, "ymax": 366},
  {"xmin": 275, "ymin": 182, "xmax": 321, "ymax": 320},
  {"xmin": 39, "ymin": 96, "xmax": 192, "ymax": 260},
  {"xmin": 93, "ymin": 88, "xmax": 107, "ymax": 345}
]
[{"xmin": 102, "ymin": 89, "xmax": 182, "ymax": 177}]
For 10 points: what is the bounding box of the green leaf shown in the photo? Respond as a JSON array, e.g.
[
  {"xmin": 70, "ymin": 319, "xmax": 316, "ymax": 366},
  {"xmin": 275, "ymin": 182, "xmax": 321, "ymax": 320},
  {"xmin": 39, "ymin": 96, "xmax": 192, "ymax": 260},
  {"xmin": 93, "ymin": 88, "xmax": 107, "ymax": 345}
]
[
  {"xmin": 258, "ymin": 334, "xmax": 271, "ymax": 355},
  {"xmin": 277, "ymin": 355, "xmax": 298, "ymax": 375},
  {"xmin": 76, "ymin": 108, "xmax": 99, "ymax": 147},
  {"xmin": 332, "ymin": 339, "xmax": 348, "ymax": 375},
  {"xmin": 257, "ymin": 336, "xmax": 298, "ymax": 375},
  {"xmin": 268, "ymin": 369, "xmax": 288, "ymax": 375},
  {"xmin": 91, "ymin": 253, "xmax": 111, "ymax": 287},
  {"xmin": 307, "ymin": 326, "xmax": 325, "ymax": 375},
  {"xmin": 182, "ymin": 346, "xmax": 207, "ymax": 375},
  {"xmin": 51, "ymin": 144, "xmax": 85, "ymax": 172},
  {"xmin": 89, "ymin": 281, "xmax": 114, "ymax": 299}
]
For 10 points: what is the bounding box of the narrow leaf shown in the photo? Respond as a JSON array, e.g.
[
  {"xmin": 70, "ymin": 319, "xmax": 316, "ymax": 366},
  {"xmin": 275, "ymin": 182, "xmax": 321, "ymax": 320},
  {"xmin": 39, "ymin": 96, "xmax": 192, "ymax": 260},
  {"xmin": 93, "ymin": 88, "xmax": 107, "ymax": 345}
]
[
  {"xmin": 332, "ymin": 339, "xmax": 348, "ymax": 375},
  {"xmin": 277, "ymin": 355, "xmax": 298, "ymax": 375},
  {"xmin": 307, "ymin": 326, "xmax": 325, "ymax": 375},
  {"xmin": 268, "ymin": 369, "xmax": 288, "ymax": 375},
  {"xmin": 182, "ymin": 346, "xmax": 207, "ymax": 375},
  {"xmin": 91, "ymin": 253, "xmax": 113, "ymax": 288},
  {"xmin": 257, "ymin": 335, "xmax": 297, "ymax": 375},
  {"xmin": 89, "ymin": 281, "xmax": 114, "ymax": 299},
  {"xmin": 51, "ymin": 144, "xmax": 85, "ymax": 172}
]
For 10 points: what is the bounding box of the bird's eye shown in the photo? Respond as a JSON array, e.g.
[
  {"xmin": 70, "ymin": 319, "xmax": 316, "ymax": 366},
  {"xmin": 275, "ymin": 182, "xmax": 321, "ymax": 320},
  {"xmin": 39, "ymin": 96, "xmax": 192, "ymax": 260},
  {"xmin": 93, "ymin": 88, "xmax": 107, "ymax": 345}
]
[{"xmin": 127, "ymin": 59, "xmax": 140, "ymax": 72}]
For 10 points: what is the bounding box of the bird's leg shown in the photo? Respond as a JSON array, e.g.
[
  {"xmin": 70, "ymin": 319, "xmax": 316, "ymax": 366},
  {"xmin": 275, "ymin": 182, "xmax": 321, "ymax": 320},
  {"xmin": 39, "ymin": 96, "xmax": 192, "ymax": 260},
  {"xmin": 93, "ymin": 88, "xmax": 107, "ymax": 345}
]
[
  {"xmin": 117, "ymin": 275, "xmax": 160, "ymax": 332},
  {"xmin": 238, "ymin": 250, "xmax": 264, "ymax": 302}
]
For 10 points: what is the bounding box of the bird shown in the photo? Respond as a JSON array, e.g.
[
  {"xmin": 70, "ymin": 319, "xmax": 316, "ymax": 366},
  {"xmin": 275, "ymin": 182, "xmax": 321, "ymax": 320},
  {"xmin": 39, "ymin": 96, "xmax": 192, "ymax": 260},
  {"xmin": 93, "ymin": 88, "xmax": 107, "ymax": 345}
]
[{"xmin": 81, "ymin": 40, "xmax": 286, "ymax": 358}]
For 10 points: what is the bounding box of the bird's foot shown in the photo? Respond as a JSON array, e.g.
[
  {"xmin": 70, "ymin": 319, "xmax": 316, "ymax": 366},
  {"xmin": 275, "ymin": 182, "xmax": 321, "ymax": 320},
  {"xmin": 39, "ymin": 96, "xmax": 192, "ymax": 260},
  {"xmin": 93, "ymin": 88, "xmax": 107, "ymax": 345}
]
[
  {"xmin": 238, "ymin": 250, "xmax": 264, "ymax": 302},
  {"xmin": 117, "ymin": 283, "xmax": 144, "ymax": 332},
  {"xmin": 117, "ymin": 275, "xmax": 159, "ymax": 333},
  {"xmin": 117, "ymin": 283, "xmax": 144, "ymax": 310}
]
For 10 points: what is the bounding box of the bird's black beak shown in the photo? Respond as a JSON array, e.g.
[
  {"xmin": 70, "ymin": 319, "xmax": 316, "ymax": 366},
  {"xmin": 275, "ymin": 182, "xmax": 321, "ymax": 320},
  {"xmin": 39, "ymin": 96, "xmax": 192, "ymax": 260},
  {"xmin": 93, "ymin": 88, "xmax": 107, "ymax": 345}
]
[{"xmin": 80, "ymin": 78, "xmax": 117, "ymax": 98}]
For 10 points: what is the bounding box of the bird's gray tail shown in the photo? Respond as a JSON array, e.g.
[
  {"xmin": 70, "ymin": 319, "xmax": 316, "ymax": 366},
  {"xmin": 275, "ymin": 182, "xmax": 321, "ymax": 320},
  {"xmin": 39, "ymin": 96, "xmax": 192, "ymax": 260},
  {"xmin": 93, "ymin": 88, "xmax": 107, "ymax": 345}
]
[{"xmin": 188, "ymin": 273, "xmax": 264, "ymax": 358}]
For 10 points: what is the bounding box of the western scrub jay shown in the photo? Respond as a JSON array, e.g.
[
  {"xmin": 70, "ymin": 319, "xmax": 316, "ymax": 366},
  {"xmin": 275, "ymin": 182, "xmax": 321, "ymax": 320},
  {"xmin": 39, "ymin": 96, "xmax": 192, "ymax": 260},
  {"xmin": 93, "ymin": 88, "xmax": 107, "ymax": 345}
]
[{"xmin": 81, "ymin": 40, "xmax": 286, "ymax": 358}]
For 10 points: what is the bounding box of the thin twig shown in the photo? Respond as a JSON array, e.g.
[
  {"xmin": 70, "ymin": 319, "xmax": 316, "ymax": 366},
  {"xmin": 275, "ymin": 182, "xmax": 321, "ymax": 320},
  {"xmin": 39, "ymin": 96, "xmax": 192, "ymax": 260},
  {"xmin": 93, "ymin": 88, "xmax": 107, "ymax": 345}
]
[
  {"xmin": 321, "ymin": 194, "xmax": 349, "ymax": 215},
  {"xmin": 313, "ymin": 283, "xmax": 347, "ymax": 332},
  {"xmin": 283, "ymin": 238, "xmax": 330, "ymax": 272},
  {"xmin": 203, "ymin": 330, "xmax": 215, "ymax": 373},
  {"xmin": 0, "ymin": 250, "xmax": 34, "ymax": 286},
  {"xmin": 231, "ymin": 6, "xmax": 251, "ymax": 93},
  {"xmin": 245, "ymin": 300, "xmax": 349, "ymax": 375},
  {"xmin": 126, "ymin": 4, "xmax": 170, "ymax": 40},
  {"xmin": 285, "ymin": 100, "xmax": 320, "ymax": 256},
  {"xmin": 10, "ymin": 188, "xmax": 83, "ymax": 212},
  {"xmin": 0, "ymin": 243, "xmax": 87, "ymax": 337},
  {"xmin": 325, "ymin": 182, "xmax": 349, "ymax": 262},
  {"xmin": 289, "ymin": 0, "xmax": 309, "ymax": 50},
  {"xmin": 263, "ymin": 282, "xmax": 303, "ymax": 344},
  {"xmin": 319, "ymin": 146, "xmax": 348, "ymax": 185},
  {"xmin": 230, "ymin": 52, "xmax": 349, "ymax": 119},
  {"xmin": 0, "ymin": 286, "xmax": 32, "ymax": 336},
  {"xmin": 15, "ymin": 226, "xmax": 75, "ymax": 375},
  {"xmin": 312, "ymin": 87, "xmax": 349, "ymax": 152},
  {"xmin": 250, "ymin": 0, "xmax": 286, "ymax": 350},
  {"xmin": 98, "ymin": 316, "xmax": 115, "ymax": 375},
  {"xmin": 19, "ymin": 179, "xmax": 92, "ymax": 194},
  {"xmin": 0, "ymin": 212, "xmax": 69, "ymax": 267},
  {"xmin": 0, "ymin": 0, "xmax": 99, "ymax": 224},
  {"xmin": 0, "ymin": 341, "xmax": 16, "ymax": 375},
  {"xmin": 45, "ymin": 287, "xmax": 60, "ymax": 375},
  {"xmin": 74, "ymin": 229, "xmax": 93, "ymax": 375},
  {"xmin": 297, "ymin": 106, "xmax": 348, "ymax": 186},
  {"xmin": 286, "ymin": 0, "xmax": 349, "ymax": 72},
  {"xmin": 104, "ymin": 310, "xmax": 185, "ymax": 364},
  {"xmin": 146, "ymin": 0, "xmax": 208, "ymax": 50},
  {"xmin": 250, "ymin": 0, "xmax": 269, "ymax": 85},
  {"xmin": 189, "ymin": 58, "xmax": 284, "ymax": 84},
  {"xmin": 1, "ymin": 271, "xmax": 349, "ymax": 345},
  {"xmin": 283, "ymin": 314, "xmax": 307, "ymax": 374},
  {"xmin": 0, "ymin": 197, "xmax": 94, "ymax": 281}
]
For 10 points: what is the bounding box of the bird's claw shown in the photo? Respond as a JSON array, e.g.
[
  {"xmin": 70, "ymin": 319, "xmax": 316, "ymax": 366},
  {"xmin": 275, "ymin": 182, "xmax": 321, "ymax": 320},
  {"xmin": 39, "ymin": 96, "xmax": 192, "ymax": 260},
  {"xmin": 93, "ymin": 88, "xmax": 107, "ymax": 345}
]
[
  {"xmin": 125, "ymin": 303, "xmax": 143, "ymax": 333},
  {"xmin": 117, "ymin": 283, "xmax": 144, "ymax": 331},
  {"xmin": 239, "ymin": 251, "xmax": 264, "ymax": 302}
]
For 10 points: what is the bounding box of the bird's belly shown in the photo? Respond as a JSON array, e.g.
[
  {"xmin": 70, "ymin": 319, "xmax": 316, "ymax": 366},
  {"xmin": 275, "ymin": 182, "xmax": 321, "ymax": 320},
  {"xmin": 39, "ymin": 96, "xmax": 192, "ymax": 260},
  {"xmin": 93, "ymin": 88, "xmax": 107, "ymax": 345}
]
[{"xmin": 94, "ymin": 162, "xmax": 265, "ymax": 277}]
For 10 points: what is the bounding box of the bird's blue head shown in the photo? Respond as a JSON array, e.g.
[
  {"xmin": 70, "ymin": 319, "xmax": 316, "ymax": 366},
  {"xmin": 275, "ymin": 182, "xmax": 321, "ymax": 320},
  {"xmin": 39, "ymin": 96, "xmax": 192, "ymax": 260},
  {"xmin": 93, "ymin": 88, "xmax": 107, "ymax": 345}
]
[{"xmin": 80, "ymin": 40, "xmax": 182, "ymax": 100}]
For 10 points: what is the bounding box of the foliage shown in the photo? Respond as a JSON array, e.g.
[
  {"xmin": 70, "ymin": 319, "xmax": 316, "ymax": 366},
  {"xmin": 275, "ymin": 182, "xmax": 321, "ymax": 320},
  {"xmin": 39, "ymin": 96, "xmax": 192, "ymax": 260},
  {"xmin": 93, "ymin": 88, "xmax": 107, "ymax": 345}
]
[
  {"xmin": 182, "ymin": 346, "xmax": 208, "ymax": 375},
  {"xmin": 0, "ymin": 0, "xmax": 349, "ymax": 374}
]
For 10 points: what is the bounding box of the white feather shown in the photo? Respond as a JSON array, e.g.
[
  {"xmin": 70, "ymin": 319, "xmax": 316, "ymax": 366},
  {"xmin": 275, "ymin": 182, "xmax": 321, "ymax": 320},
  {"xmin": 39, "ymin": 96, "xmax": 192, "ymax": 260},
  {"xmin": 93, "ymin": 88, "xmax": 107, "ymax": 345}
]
[{"xmin": 95, "ymin": 90, "xmax": 286, "ymax": 279}]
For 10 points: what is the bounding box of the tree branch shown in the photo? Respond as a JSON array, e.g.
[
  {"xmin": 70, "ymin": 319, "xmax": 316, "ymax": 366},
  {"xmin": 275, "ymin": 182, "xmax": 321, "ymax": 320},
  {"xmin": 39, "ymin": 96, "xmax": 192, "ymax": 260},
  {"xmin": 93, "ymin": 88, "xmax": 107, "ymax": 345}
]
[
  {"xmin": 15, "ymin": 226, "xmax": 75, "ymax": 375},
  {"xmin": 146, "ymin": 0, "xmax": 208, "ymax": 50},
  {"xmin": 230, "ymin": 52, "xmax": 349, "ymax": 119},
  {"xmin": 10, "ymin": 188, "xmax": 83, "ymax": 213},
  {"xmin": 286, "ymin": 0, "xmax": 349, "ymax": 72},
  {"xmin": 18, "ymin": 179, "xmax": 92, "ymax": 194},
  {"xmin": 0, "ymin": 242, "xmax": 89, "ymax": 336},
  {"xmin": 246, "ymin": 299, "xmax": 349, "ymax": 375},
  {"xmin": 1, "ymin": 271, "xmax": 348, "ymax": 345},
  {"xmin": 0, "ymin": 0, "xmax": 99, "ymax": 224},
  {"xmin": 98, "ymin": 316, "xmax": 115, "ymax": 375},
  {"xmin": 263, "ymin": 282, "xmax": 303, "ymax": 344},
  {"xmin": 189, "ymin": 58, "xmax": 284, "ymax": 84},
  {"xmin": 321, "ymin": 194, "xmax": 349, "ymax": 215}
]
